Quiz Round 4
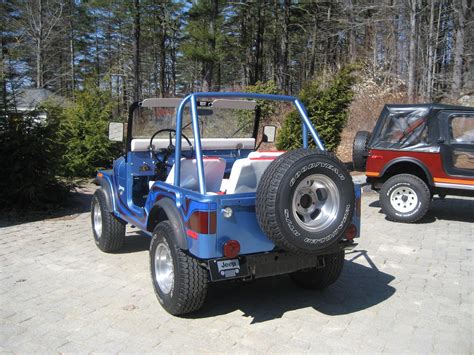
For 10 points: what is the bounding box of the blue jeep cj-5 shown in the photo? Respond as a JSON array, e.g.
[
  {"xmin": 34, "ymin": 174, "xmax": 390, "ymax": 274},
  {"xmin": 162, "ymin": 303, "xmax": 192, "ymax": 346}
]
[{"xmin": 91, "ymin": 92, "xmax": 362, "ymax": 315}]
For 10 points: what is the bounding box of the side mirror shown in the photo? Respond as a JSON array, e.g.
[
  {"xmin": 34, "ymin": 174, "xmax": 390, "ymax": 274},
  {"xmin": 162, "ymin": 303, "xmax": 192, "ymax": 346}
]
[
  {"xmin": 262, "ymin": 125, "xmax": 277, "ymax": 143},
  {"xmin": 108, "ymin": 122, "xmax": 124, "ymax": 142}
]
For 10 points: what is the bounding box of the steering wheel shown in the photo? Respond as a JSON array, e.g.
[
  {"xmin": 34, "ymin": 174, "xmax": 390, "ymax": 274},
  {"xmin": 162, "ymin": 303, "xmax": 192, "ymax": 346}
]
[{"xmin": 149, "ymin": 129, "xmax": 194, "ymax": 166}]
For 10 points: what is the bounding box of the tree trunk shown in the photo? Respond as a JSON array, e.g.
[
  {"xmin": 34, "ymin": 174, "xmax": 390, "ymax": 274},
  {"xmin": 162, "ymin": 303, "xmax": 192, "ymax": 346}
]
[
  {"xmin": 407, "ymin": 0, "xmax": 418, "ymax": 101},
  {"xmin": 451, "ymin": 0, "xmax": 467, "ymax": 98},
  {"xmin": 94, "ymin": 16, "xmax": 100, "ymax": 86},
  {"xmin": 36, "ymin": 0, "xmax": 44, "ymax": 88},
  {"xmin": 133, "ymin": 0, "xmax": 141, "ymax": 101},
  {"xmin": 425, "ymin": 0, "xmax": 435, "ymax": 100},
  {"xmin": 432, "ymin": 0, "xmax": 443, "ymax": 98},
  {"xmin": 347, "ymin": 0, "xmax": 356, "ymax": 61},
  {"xmin": 278, "ymin": 0, "xmax": 290, "ymax": 93},
  {"xmin": 308, "ymin": 18, "xmax": 317, "ymax": 79},
  {"xmin": 203, "ymin": 0, "xmax": 218, "ymax": 91},
  {"xmin": 158, "ymin": 5, "xmax": 167, "ymax": 98},
  {"xmin": 254, "ymin": 3, "xmax": 265, "ymax": 84}
]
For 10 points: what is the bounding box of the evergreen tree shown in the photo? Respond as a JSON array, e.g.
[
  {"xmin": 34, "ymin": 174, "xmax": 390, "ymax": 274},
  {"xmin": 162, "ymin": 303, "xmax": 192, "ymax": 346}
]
[
  {"xmin": 277, "ymin": 67, "xmax": 356, "ymax": 152},
  {"xmin": 60, "ymin": 78, "xmax": 120, "ymax": 177}
]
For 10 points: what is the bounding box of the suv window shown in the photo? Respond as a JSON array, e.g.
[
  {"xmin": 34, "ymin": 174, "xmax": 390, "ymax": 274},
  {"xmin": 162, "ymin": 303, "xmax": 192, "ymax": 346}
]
[
  {"xmin": 449, "ymin": 114, "xmax": 474, "ymax": 170},
  {"xmin": 450, "ymin": 115, "xmax": 474, "ymax": 143},
  {"xmin": 378, "ymin": 108, "xmax": 429, "ymax": 147}
]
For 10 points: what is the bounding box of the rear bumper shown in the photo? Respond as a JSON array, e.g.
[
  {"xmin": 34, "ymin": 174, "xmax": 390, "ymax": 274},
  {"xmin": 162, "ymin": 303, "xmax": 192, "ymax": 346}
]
[{"xmin": 206, "ymin": 240, "xmax": 357, "ymax": 282}]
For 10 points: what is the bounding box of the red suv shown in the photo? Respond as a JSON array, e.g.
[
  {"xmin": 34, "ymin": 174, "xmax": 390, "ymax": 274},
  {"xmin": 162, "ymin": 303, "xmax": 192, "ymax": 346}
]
[{"xmin": 353, "ymin": 104, "xmax": 474, "ymax": 223}]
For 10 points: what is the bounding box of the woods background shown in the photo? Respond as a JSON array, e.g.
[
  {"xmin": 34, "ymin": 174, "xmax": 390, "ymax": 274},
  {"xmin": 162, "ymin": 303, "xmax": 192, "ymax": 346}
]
[
  {"xmin": 0, "ymin": 0, "xmax": 473, "ymax": 208},
  {"xmin": 2, "ymin": 0, "xmax": 472, "ymax": 105}
]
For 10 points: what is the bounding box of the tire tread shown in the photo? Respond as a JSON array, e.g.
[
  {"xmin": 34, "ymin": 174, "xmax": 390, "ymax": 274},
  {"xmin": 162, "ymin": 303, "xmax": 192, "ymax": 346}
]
[
  {"xmin": 92, "ymin": 189, "xmax": 125, "ymax": 252},
  {"xmin": 256, "ymin": 149, "xmax": 353, "ymax": 253},
  {"xmin": 151, "ymin": 221, "xmax": 208, "ymax": 315}
]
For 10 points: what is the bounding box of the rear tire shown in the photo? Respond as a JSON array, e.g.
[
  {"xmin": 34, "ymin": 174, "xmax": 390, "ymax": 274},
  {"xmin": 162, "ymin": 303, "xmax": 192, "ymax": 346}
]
[
  {"xmin": 290, "ymin": 251, "xmax": 345, "ymax": 290},
  {"xmin": 256, "ymin": 149, "xmax": 355, "ymax": 253},
  {"xmin": 91, "ymin": 189, "xmax": 125, "ymax": 252},
  {"xmin": 380, "ymin": 174, "xmax": 430, "ymax": 223},
  {"xmin": 150, "ymin": 221, "xmax": 208, "ymax": 315},
  {"xmin": 352, "ymin": 131, "xmax": 371, "ymax": 171}
]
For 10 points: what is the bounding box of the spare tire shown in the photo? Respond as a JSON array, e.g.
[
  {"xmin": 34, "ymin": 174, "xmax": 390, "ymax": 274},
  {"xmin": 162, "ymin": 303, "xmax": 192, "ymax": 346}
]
[
  {"xmin": 256, "ymin": 149, "xmax": 355, "ymax": 253},
  {"xmin": 352, "ymin": 130, "xmax": 371, "ymax": 171}
]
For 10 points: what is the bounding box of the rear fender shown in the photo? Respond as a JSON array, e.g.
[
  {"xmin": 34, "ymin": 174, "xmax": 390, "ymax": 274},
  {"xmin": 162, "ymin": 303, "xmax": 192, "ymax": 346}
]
[{"xmin": 147, "ymin": 197, "xmax": 188, "ymax": 250}]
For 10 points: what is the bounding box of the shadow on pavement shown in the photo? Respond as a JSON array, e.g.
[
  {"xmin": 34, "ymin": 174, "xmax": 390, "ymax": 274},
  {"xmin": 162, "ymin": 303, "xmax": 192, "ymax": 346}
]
[
  {"xmin": 193, "ymin": 250, "xmax": 395, "ymax": 323},
  {"xmin": 0, "ymin": 187, "xmax": 95, "ymax": 228},
  {"xmin": 114, "ymin": 231, "xmax": 151, "ymax": 254},
  {"xmin": 368, "ymin": 196, "xmax": 474, "ymax": 223}
]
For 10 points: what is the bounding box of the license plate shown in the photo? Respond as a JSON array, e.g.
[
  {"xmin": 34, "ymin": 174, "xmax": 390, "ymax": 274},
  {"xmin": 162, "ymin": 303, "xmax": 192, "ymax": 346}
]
[{"xmin": 208, "ymin": 258, "xmax": 248, "ymax": 281}]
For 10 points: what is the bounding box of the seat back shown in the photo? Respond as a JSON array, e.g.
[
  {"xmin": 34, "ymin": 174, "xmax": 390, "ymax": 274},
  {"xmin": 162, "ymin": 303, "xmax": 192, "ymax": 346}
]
[
  {"xmin": 224, "ymin": 157, "xmax": 276, "ymax": 194},
  {"xmin": 247, "ymin": 150, "xmax": 285, "ymax": 159},
  {"xmin": 165, "ymin": 157, "xmax": 226, "ymax": 193}
]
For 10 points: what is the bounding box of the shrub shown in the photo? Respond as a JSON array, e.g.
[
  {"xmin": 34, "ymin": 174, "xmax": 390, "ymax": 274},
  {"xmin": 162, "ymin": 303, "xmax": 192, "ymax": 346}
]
[
  {"xmin": 238, "ymin": 81, "xmax": 281, "ymax": 132},
  {"xmin": 0, "ymin": 103, "xmax": 69, "ymax": 209},
  {"xmin": 60, "ymin": 80, "xmax": 121, "ymax": 177},
  {"xmin": 276, "ymin": 66, "xmax": 356, "ymax": 152}
]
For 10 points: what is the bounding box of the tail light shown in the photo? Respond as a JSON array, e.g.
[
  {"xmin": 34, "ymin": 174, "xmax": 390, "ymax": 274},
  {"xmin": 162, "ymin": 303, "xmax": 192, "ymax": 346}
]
[
  {"xmin": 345, "ymin": 224, "xmax": 357, "ymax": 240},
  {"xmin": 223, "ymin": 240, "xmax": 240, "ymax": 258},
  {"xmin": 186, "ymin": 211, "xmax": 217, "ymax": 235}
]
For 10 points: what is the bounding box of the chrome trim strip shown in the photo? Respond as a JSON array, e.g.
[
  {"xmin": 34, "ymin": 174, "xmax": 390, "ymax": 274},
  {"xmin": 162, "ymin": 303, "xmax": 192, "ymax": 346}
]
[{"xmin": 435, "ymin": 182, "xmax": 474, "ymax": 190}]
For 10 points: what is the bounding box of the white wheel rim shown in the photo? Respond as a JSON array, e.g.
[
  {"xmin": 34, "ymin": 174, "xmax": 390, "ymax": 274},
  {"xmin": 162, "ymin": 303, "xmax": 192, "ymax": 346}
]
[
  {"xmin": 154, "ymin": 243, "xmax": 174, "ymax": 294},
  {"xmin": 390, "ymin": 186, "xmax": 418, "ymax": 213},
  {"xmin": 93, "ymin": 202, "xmax": 102, "ymax": 238},
  {"xmin": 291, "ymin": 174, "xmax": 341, "ymax": 233}
]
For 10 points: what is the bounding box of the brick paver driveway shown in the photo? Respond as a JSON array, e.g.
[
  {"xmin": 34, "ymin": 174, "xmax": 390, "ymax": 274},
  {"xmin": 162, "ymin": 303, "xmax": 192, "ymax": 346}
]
[{"xmin": 1, "ymin": 185, "xmax": 473, "ymax": 353}]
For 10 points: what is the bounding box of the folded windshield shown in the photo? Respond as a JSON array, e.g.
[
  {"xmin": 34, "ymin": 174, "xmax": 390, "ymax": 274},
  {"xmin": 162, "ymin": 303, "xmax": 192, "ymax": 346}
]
[{"xmin": 131, "ymin": 99, "xmax": 257, "ymax": 139}]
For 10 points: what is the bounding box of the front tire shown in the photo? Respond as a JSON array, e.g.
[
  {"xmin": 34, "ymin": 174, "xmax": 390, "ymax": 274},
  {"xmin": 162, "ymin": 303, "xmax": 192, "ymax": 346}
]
[
  {"xmin": 290, "ymin": 251, "xmax": 345, "ymax": 290},
  {"xmin": 380, "ymin": 174, "xmax": 430, "ymax": 223},
  {"xmin": 150, "ymin": 221, "xmax": 208, "ymax": 315},
  {"xmin": 91, "ymin": 189, "xmax": 125, "ymax": 252}
]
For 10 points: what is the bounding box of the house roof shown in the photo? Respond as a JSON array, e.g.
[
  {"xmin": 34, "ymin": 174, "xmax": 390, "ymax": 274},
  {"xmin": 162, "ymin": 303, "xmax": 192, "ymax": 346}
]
[{"xmin": 14, "ymin": 88, "xmax": 67, "ymax": 111}]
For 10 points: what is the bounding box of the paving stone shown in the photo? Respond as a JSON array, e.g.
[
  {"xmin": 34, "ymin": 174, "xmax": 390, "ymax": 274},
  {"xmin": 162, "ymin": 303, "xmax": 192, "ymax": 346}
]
[{"xmin": 0, "ymin": 188, "xmax": 472, "ymax": 353}]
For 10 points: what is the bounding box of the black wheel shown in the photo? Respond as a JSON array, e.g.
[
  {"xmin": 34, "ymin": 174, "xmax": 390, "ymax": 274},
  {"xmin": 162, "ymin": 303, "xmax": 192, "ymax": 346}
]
[
  {"xmin": 352, "ymin": 131, "xmax": 371, "ymax": 171},
  {"xmin": 380, "ymin": 174, "xmax": 431, "ymax": 223},
  {"xmin": 290, "ymin": 251, "xmax": 345, "ymax": 290},
  {"xmin": 91, "ymin": 189, "xmax": 125, "ymax": 252},
  {"xmin": 150, "ymin": 221, "xmax": 208, "ymax": 315},
  {"xmin": 256, "ymin": 149, "xmax": 355, "ymax": 253}
]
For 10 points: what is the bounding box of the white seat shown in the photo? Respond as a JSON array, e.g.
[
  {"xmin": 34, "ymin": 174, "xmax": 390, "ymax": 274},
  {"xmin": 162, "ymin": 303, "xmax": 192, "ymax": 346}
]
[
  {"xmin": 158, "ymin": 157, "xmax": 225, "ymax": 193},
  {"xmin": 224, "ymin": 157, "xmax": 276, "ymax": 194}
]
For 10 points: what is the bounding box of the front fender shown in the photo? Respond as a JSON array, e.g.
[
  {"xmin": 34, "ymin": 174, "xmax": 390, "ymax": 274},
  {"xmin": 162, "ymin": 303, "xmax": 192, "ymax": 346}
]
[
  {"xmin": 147, "ymin": 197, "xmax": 188, "ymax": 250},
  {"xmin": 93, "ymin": 176, "xmax": 115, "ymax": 213}
]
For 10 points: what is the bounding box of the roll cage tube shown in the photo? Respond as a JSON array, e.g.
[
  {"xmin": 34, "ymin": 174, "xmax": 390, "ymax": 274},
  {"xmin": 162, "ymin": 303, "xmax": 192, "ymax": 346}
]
[{"xmin": 174, "ymin": 92, "xmax": 326, "ymax": 194}]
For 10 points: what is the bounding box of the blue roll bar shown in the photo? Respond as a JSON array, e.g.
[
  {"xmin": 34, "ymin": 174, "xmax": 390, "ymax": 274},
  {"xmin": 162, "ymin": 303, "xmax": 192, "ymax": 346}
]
[{"xmin": 173, "ymin": 92, "xmax": 325, "ymax": 194}]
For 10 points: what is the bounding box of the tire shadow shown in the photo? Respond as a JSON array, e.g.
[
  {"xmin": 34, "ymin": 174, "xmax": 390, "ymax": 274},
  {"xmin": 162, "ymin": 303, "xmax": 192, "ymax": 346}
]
[
  {"xmin": 191, "ymin": 250, "xmax": 395, "ymax": 323},
  {"xmin": 113, "ymin": 230, "xmax": 151, "ymax": 254}
]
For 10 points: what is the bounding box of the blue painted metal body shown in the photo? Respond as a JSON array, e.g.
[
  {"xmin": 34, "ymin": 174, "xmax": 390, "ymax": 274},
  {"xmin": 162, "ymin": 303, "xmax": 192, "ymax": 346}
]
[{"xmin": 96, "ymin": 92, "xmax": 361, "ymax": 260}]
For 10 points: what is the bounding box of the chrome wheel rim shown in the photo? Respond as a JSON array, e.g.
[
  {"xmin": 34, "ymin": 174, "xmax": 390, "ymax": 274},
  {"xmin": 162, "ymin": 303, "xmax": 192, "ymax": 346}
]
[
  {"xmin": 390, "ymin": 186, "xmax": 418, "ymax": 213},
  {"xmin": 93, "ymin": 202, "xmax": 102, "ymax": 238},
  {"xmin": 292, "ymin": 174, "xmax": 341, "ymax": 233},
  {"xmin": 154, "ymin": 243, "xmax": 174, "ymax": 294}
]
